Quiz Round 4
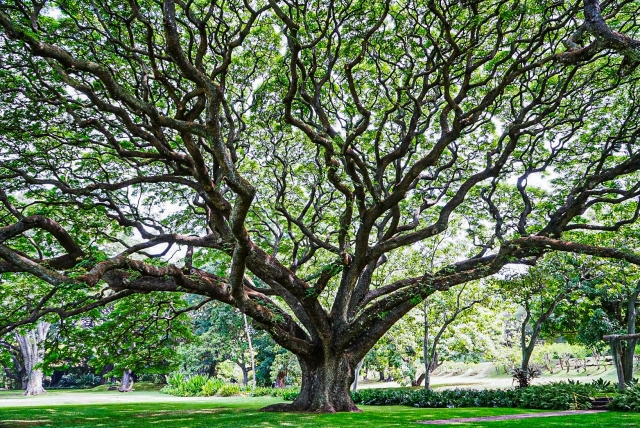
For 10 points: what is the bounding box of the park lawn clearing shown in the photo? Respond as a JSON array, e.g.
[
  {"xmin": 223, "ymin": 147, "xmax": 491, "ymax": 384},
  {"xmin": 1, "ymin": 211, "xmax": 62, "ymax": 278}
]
[{"xmin": 0, "ymin": 394, "xmax": 637, "ymax": 428}]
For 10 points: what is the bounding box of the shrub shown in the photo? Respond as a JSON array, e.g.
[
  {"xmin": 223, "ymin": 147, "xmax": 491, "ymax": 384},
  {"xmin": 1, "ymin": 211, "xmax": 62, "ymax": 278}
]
[
  {"xmin": 515, "ymin": 381, "xmax": 595, "ymax": 410},
  {"xmin": 609, "ymin": 384, "xmax": 640, "ymax": 412},
  {"xmin": 166, "ymin": 373, "xmax": 186, "ymax": 389},
  {"xmin": 54, "ymin": 373, "xmax": 101, "ymax": 389},
  {"xmin": 352, "ymin": 382, "xmax": 599, "ymax": 411},
  {"xmin": 249, "ymin": 386, "xmax": 277, "ymax": 397},
  {"xmin": 161, "ymin": 373, "xmax": 209, "ymax": 397},
  {"xmin": 218, "ymin": 383, "xmax": 242, "ymax": 397},
  {"xmin": 590, "ymin": 378, "xmax": 617, "ymax": 394},
  {"xmin": 201, "ymin": 378, "xmax": 224, "ymax": 397},
  {"xmin": 181, "ymin": 374, "xmax": 208, "ymax": 396},
  {"xmin": 281, "ymin": 388, "xmax": 299, "ymax": 401}
]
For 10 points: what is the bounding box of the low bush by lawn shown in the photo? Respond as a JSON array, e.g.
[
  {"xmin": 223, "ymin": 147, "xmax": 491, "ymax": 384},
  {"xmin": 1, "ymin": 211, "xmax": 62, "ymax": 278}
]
[{"xmin": 161, "ymin": 376, "xmax": 637, "ymax": 412}]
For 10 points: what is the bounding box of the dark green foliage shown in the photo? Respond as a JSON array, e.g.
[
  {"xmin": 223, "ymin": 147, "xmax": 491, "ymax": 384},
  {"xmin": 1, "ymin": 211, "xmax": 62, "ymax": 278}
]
[
  {"xmin": 349, "ymin": 388, "xmax": 519, "ymax": 409},
  {"xmin": 589, "ymin": 378, "xmax": 617, "ymax": 394},
  {"xmin": 609, "ymin": 384, "xmax": 640, "ymax": 412},
  {"xmin": 52, "ymin": 373, "xmax": 101, "ymax": 389},
  {"xmin": 285, "ymin": 381, "xmax": 609, "ymax": 411},
  {"xmin": 515, "ymin": 382, "xmax": 595, "ymax": 410}
]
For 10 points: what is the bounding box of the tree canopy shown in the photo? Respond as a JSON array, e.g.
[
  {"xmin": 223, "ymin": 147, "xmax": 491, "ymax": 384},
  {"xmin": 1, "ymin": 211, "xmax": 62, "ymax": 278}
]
[{"xmin": 2, "ymin": 0, "xmax": 640, "ymax": 412}]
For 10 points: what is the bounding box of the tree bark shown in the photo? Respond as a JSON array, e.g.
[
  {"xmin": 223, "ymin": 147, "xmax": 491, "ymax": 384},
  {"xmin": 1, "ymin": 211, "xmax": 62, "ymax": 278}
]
[
  {"xmin": 351, "ymin": 359, "xmax": 364, "ymax": 391},
  {"xmin": 412, "ymin": 373, "xmax": 425, "ymax": 387},
  {"xmin": 611, "ymin": 339, "xmax": 626, "ymax": 389},
  {"xmin": 263, "ymin": 353, "xmax": 360, "ymax": 413},
  {"xmin": 622, "ymin": 285, "xmax": 639, "ymax": 383},
  {"xmin": 243, "ymin": 314, "xmax": 256, "ymax": 388},
  {"xmin": 14, "ymin": 321, "xmax": 50, "ymax": 396},
  {"xmin": 423, "ymin": 305, "xmax": 431, "ymax": 389},
  {"xmin": 118, "ymin": 368, "xmax": 134, "ymax": 392},
  {"xmin": 241, "ymin": 365, "xmax": 249, "ymax": 386}
]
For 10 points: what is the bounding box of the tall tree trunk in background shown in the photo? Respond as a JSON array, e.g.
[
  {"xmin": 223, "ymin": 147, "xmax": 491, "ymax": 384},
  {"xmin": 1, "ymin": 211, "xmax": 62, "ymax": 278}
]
[
  {"xmin": 14, "ymin": 321, "xmax": 50, "ymax": 396},
  {"xmin": 351, "ymin": 359, "xmax": 364, "ymax": 391},
  {"xmin": 242, "ymin": 366, "xmax": 249, "ymax": 386},
  {"xmin": 519, "ymin": 293, "xmax": 568, "ymax": 378},
  {"xmin": 243, "ymin": 314, "xmax": 256, "ymax": 388},
  {"xmin": 118, "ymin": 368, "xmax": 134, "ymax": 392},
  {"xmin": 622, "ymin": 284, "xmax": 640, "ymax": 383},
  {"xmin": 423, "ymin": 304, "xmax": 430, "ymax": 389}
]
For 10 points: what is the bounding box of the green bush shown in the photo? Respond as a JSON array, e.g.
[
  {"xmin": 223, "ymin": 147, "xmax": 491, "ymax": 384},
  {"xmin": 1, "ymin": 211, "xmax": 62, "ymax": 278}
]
[
  {"xmin": 249, "ymin": 386, "xmax": 277, "ymax": 397},
  {"xmin": 218, "ymin": 383, "xmax": 242, "ymax": 397},
  {"xmin": 161, "ymin": 374, "xmax": 209, "ymax": 397},
  {"xmin": 201, "ymin": 378, "xmax": 224, "ymax": 397},
  {"xmin": 281, "ymin": 388, "xmax": 299, "ymax": 401},
  {"xmin": 349, "ymin": 381, "xmax": 602, "ymax": 411},
  {"xmin": 609, "ymin": 384, "xmax": 640, "ymax": 412},
  {"xmin": 53, "ymin": 373, "xmax": 102, "ymax": 389},
  {"xmin": 351, "ymin": 388, "xmax": 517, "ymax": 408},
  {"xmin": 182, "ymin": 375, "xmax": 208, "ymax": 396},
  {"xmin": 515, "ymin": 381, "xmax": 595, "ymax": 410},
  {"xmin": 165, "ymin": 373, "xmax": 186, "ymax": 390},
  {"xmin": 590, "ymin": 378, "xmax": 617, "ymax": 394}
]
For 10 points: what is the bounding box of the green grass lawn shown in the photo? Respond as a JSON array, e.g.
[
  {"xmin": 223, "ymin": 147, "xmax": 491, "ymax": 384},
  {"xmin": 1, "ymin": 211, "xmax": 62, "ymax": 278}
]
[{"xmin": 0, "ymin": 395, "xmax": 639, "ymax": 428}]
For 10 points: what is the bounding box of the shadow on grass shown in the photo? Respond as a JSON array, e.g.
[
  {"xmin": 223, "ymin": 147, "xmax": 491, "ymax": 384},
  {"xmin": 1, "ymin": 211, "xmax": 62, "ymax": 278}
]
[{"xmin": 0, "ymin": 398, "xmax": 636, "ymax": 428}]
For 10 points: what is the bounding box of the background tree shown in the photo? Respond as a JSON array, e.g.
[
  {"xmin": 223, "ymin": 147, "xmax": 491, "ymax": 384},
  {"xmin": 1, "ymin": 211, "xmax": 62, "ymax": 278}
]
[
  {"xmin": 420, "ymin": 281, "xmax": 488, "ymax": 389},
  {"xmin": 544, "ymin": 257, "xmax": 640, "ymax": 385},
  {"xmin": 188, "ymin": 303, "xmax": 257, "ymax": 386},
  {"xmin": 496, "ymin": 254, "xmax": 589, "ymax": 387},
  {"xmin": 1, "ymin": 321, "xmax": 50, "ymax": 395},
  {"xmin": 50, "ymin": 293, "xmax": 194, "ymax": 391},
  {"xmin": 2, "ymin": 0, "xmax": 640, "ymax": 412}
]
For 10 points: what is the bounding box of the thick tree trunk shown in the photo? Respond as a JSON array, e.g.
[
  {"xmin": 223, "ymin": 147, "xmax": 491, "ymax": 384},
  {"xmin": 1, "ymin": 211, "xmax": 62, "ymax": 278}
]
[
  {"xmin": 263, "ymin": 354, "xmax": 360, "ymax": 413},
  {"xmin": 24, "ymin": 370, "xmax": 45, "ymax": 396},
  {"xmin": 15, "ymin": 321, "xmax": 50, "ymax": 396},
  {"xmin": 611, "ymin": 339, "xmax": 626, "ymax": 389},
  {"xmin": 622, "ymin": 340, "xmax": 637, "ymax": 383}
]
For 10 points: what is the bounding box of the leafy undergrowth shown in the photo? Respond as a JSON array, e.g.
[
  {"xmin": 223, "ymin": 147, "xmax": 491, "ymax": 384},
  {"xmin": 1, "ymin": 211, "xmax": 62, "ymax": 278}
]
[
  {"xmin": 353, "ymin": 380, "xmax": 623, "ymax": 411},
  {"xmin": 610, "ymin": 384, "xmax": 640, "ymax": 412},
  {"xmin": 0, "ymin": 397, "xmax": 636, "ymax": 428},
  {"xmin": 286, "ymin": 381, "xmax": 619, "ymax": 411},
  {"xmin": 160, "ymin": 373, "xmax": 298, "ymax": 398}
]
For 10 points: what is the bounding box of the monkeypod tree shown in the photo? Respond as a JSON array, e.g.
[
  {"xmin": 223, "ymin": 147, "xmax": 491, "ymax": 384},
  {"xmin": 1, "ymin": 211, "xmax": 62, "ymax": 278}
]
[{"xmin": 3, "ymin": 0, "xmax": 640, "ymax": 412}]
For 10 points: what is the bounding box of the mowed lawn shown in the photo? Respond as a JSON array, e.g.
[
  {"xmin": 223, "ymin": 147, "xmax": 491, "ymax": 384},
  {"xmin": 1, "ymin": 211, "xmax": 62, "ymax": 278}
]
[{"xmin": 0, "ymin": 393, "xmax": 639, "ymax": 428}]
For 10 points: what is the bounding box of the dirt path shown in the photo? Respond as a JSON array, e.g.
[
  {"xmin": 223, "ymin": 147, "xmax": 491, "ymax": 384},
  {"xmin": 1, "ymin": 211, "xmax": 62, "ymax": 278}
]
[{"xmin": 418, "ymin": 410, "xmax": 606, "ymax": 424}]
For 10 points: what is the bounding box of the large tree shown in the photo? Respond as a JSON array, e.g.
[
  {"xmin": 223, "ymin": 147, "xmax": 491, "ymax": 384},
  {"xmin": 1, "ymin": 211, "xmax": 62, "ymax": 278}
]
[{"xmin": 2, "ymin": 0, "xmax": 640, "ymax": 412}]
